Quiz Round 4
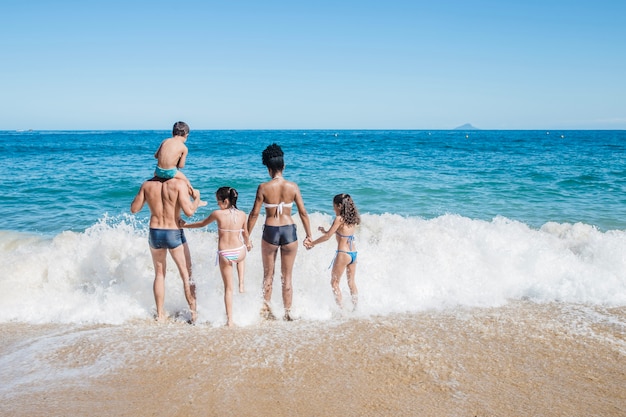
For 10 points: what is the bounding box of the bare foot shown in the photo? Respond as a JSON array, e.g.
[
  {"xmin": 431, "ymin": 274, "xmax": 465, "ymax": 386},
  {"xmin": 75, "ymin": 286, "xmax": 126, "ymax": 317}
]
[
  {"xmin": 283, "ymin": 309, "xmax": 293, "ymax": 321},
  {"xmin": 198, "ymin": 199, "xmax": 208, "ymax": 207},
  {"xmin": 188, "ymin": 310, "xmax": 197, "ymax": 325},
  {"xmin": 260, "ymin": 303, "xmax": 276, "ymax": 320}
]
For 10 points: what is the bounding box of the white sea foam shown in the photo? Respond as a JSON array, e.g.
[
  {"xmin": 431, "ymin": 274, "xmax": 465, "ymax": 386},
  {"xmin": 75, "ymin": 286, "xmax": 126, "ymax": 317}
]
[{"xmin": 1, "ymin": 213, "xmax": 625, "ymax": 326}]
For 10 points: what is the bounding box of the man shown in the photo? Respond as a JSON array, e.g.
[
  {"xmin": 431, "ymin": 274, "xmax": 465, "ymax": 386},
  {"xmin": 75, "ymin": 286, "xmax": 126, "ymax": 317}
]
[{"xmin": 131, "ymin": 176, "xmax": 201, "ymax": 323}]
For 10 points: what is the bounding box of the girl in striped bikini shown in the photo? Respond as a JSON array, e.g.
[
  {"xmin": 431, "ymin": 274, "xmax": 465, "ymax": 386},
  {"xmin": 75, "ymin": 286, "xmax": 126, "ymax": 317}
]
[{"xmin": 181, "ymin": 187, "xmax": 251, "ymax": 327}]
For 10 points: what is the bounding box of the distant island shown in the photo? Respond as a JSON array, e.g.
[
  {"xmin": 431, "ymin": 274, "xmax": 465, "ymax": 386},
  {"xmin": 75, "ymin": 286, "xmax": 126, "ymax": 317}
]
[{"xmin": 454, "ymin": 123, "xmax": 479, "ymax": 130}]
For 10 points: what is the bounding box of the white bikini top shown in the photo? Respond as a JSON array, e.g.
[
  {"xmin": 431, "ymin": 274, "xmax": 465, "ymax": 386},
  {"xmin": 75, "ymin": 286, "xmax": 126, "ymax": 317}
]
[{"xmin": 264, "ymin": 202, "xmax": 293, "ymax": 218}]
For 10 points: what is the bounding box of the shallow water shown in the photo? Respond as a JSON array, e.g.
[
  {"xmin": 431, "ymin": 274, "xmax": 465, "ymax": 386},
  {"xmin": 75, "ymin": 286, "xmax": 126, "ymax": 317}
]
[
  {"xmin": 1, "ymin": 302, "xmax": 624, "ymax": 416},
  {"xmin": 2, "ymin": 213, "xmax": 626, "ymax": 327}
]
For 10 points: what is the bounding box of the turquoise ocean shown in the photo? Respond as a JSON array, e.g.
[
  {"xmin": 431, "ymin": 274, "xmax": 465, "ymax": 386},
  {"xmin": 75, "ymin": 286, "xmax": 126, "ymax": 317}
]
[
  {"xmin": 1, "ymin": 129, "xmax": 625, "ymax": 325},
  {"xmin": 2, "ymin": 129, "xmax": 626, "ymax": 416}
]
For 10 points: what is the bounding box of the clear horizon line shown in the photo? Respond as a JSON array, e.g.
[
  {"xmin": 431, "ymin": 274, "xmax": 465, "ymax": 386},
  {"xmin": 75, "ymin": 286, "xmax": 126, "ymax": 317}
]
[{"xmin": 5, "ymin": 127, "xmax": 626, "ymax": 132}]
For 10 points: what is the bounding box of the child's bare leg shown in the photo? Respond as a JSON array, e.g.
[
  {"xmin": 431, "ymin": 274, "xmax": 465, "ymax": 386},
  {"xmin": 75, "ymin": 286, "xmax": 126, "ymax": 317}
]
[
  {"xmin": 331, "ymin": 274, "xmax": 342, "ymax": 308},
  {"xmin": 237, "ymin": 261, "xmax": 245, "ymax": 293},
  {"xmin": 330, "ymin": 263, "xmax": 344, "ymax": 308},
  {"xmin": 346, "ymin": 263, "xmax": 358, "ymax": 310},
  {"xmin": 219, "ymin": 258, "xmax": 235, "ymax": 327}
]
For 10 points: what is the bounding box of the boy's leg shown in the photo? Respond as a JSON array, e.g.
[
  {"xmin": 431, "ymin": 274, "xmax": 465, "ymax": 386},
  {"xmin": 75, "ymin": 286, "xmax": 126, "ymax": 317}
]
[{"xmin": 174, "ymin": 171, "xmax": 207, "ymax": 206}]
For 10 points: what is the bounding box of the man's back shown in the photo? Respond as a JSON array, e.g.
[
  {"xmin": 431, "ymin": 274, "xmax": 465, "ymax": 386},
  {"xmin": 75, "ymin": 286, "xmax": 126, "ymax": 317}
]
[{"xmin": 132, "ymin": 177, "xmax": 186, "ymax": 229}]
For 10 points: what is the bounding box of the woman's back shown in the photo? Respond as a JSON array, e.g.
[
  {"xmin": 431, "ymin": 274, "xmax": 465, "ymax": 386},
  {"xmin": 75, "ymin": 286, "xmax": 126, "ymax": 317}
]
[{"xmin": 260, "ymin": 177, "xmax": 299, "ymax": 226}]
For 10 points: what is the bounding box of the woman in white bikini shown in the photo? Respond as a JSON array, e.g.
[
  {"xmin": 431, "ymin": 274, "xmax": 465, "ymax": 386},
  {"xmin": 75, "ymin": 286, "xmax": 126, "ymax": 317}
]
[
  {"xmin": 181, "ymin": 187, "xmax": 251, "ymax": 327},
  {"xmin": 247, "ymin": 143, "xmax": 313, "ymax": 321}
]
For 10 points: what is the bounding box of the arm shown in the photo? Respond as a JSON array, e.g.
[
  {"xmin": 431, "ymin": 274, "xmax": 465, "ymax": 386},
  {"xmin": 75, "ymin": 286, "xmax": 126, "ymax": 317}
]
[
  {"xmin": 181, "ymin": 211, "xmax": 217, "ymax": 228},
  {"xmin": 130, "ymin": 184, "xmax": 146, "ymax": 214},
  {"xmin": 180, "ymin": 184, "xmax": 200, "ymax": 217},
  {"xmin": 246, "ymin": 184, "xmax": 264, "ymax": 235},
  {"xmin": 241, "ymin": 212, "xmax": 252, "ymax": 250},
  {"xmin": 293, "ymin": 184, "xmax": 312, "ymax": 241},
  {"xmin": 309, "ymin": 216, "xmax": 342, "ymax": 248},
  {"xmin": 177, "ymin": 146, "xmax": 188, "ymax": 169},
  {"xmin": 154, "ymin": 141, "xmax": 164, "ymax": 159}
]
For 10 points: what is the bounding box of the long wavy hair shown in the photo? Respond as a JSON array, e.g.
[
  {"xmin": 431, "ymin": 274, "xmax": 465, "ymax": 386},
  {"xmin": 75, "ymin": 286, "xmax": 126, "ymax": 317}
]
[{"xmin": 334, "ymin": 193, "xmax": 360, "ymax": 226}]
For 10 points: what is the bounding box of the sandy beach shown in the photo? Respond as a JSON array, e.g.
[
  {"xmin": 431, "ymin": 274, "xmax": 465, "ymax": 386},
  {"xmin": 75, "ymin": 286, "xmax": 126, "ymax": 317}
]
[{"xmin": 1, "ymin": 301, "xmax": 624, "ymax": 417}]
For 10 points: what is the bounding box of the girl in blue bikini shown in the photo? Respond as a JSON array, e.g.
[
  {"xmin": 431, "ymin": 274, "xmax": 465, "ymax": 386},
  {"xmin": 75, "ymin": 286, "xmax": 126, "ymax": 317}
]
[
  {"xmin": 181, "ymin": 187, "xmax": 251, "ymax": 327},
  {"xmin": 307, "ymin": 194, "xmax": 361, "ymax": 311}
]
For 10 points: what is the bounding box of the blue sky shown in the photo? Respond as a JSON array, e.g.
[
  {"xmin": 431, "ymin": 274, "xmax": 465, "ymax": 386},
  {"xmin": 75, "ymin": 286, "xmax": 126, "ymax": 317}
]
[{"xmin": 2, "ymin": 0, "xmax": 625, "ymax": 130}]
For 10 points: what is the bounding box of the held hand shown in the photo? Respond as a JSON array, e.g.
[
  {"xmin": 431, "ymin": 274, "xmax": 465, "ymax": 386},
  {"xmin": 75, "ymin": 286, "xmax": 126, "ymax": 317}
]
[
  {"xmin": 303, "ymin": 237, "xmax": 313, "ymax": 250},
  {"xmin": 177, "ymin": 218, "xmax": 187, "ymax": 228}
]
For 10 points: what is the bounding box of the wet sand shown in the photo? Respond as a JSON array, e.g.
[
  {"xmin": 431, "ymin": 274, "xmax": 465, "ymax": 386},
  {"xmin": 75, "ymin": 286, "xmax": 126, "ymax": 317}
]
[{"xmin": 1, "ymin": 301, "xmax": 625, "ymax": 417}]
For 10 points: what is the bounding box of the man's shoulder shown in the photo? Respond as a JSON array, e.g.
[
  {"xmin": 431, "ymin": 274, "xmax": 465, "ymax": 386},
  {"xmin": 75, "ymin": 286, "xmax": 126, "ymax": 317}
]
[{"xmin": 144, "ymin": 177, "xmax": 185, "ymax": 197}]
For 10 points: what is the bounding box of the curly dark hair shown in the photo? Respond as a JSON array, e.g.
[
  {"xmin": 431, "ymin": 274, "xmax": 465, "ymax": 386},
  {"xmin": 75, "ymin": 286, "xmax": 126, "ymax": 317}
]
[
  {"xmin": 261, "ymin": 143, "xmax": 285, "ymax": 172},
  {"xmin": 334, "ymin": 194, "xmax": 360, "ymax": 225},
  {"xmin": 216, "ymin": 186, "xmax": 239, "ymax": 209}
]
